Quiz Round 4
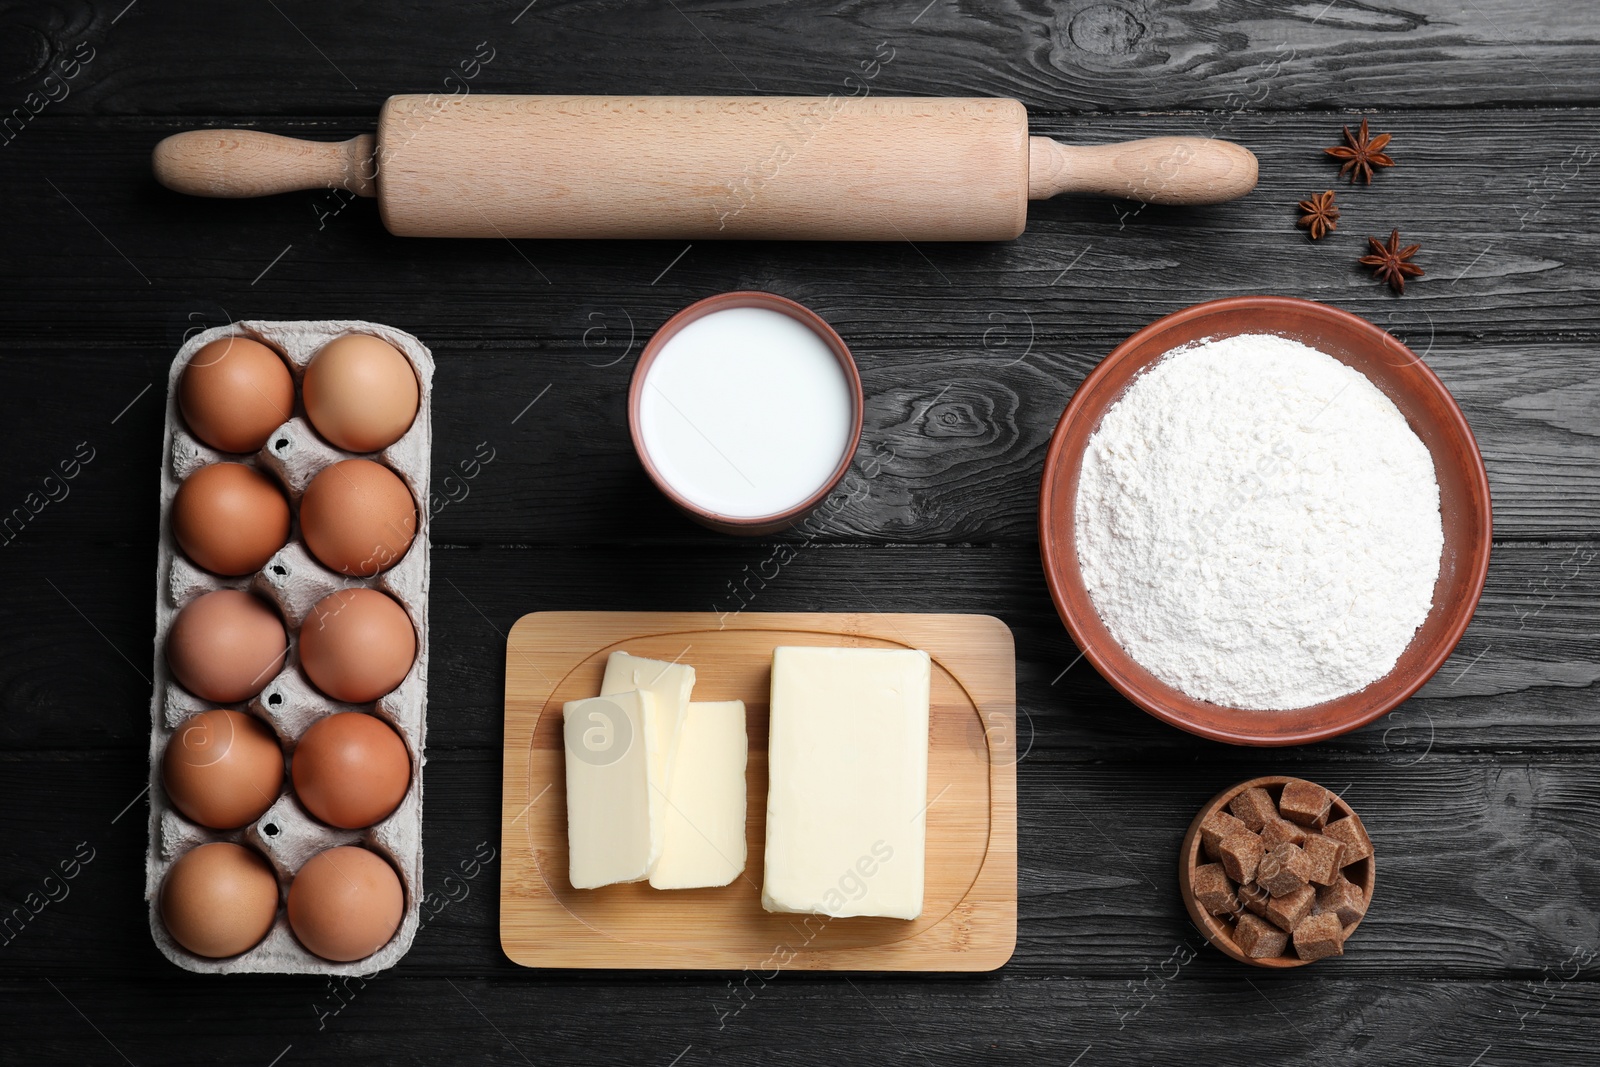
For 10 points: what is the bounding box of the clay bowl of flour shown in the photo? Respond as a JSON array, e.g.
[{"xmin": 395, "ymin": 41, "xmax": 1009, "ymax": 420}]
[{"xmin": 1039, "ymin": 296, "xmax": 1491, "ymax": 746}]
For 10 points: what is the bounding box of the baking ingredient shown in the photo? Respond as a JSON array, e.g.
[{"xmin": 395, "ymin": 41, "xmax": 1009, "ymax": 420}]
[
  {"xmin": 1295, "ymin": 190, "xmax": 1339, "ymax": 240},
  {"xmin": 1359, "ymin": 229, "xmax": 1425, "ymax": 294},
  {"xmin": 166, "ymin": 589, "xmax": 288, "ymax": 702},
  {"xmin": 1279, "ymin": 779, "xmax": 1334, "ymax": 827},
  {"xmin": 649, "ymin": 700, "xmax": 747, "ymax": 890},
  {"xmin": 1324, "ymin": 118, "xmax": 1395, "ymax": 185},
  {"xmin": 179, "ymin": 336, "xmax": 295, "ymax": 453},
  {"xmin": 171, "ymin": 462, "xmax": 291, "ymax": 575},
  {"xmin": 1229, "ymin": 786, "xmax": 1277, "ymax": 832},
  {"xmin": 162, "ymin": 709, "xmax": 284, "ymax": 829},
  {"xmin": 1074, "ymin": 333, "xmax": 1443, "ymax": 710},
  {"xmin": 1317, "ymin": 875, "xmax": 1368, "ymax": 926},
  {"xmin": 762, "ymin": 646, "xmax": 929, "ymax": 920},
  {"xmin": 291, "ymin": 712, "xmax": 411, "ymax": 829},
  {"xmin": 287, "ymin": 846, "xmax": 404, "ymax": 961},
  {"xmin": 1323, "ymin": 814, "xmax": 1374, "ymax": 863},
  {"xmin": 563, "ymin": 690, "xmax": 659, "ymax": 889},
  {"xmin": 303, "ymin": 334, "xmax": 420, "ymax": 452},
  {"xmin": 636, "ymin": 306, "xmax": 854, "ymax": 518},
  {"xmin": 1300, "ymin": 833, "xmax": 1343, "ymax": 885},
  {"xmin": 600, "ymin": 649, "xmax": 695, "ymax": 857},
  {"xmin": 1293, "ymin": 911, "xmax": 1346, "ymax": 961},
  {"xmin": 1190, "ymin": 779, "xmax": 1371, "ymax": 964},
  {"xmin": 298, "ymin": 588, "xmax": 416, "ymax": 703},
  {"xmin": 298, "ymin": 458, "xmax": 417, "ymax": 576},
  {"xmin": 160, "ymin": 842, "xmax": 279, "ymax": 958}
]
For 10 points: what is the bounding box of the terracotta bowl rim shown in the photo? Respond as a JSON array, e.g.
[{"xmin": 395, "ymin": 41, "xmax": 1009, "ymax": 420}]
[
  {"xmin": 1039, "ymin": 295, "xmax": 1493, "ymax": 746},
  {"xmin": 1177, "ymin": 774, "xmax": 1376, "ymax": 969},
  {"xmin": 628, "ymin": 291, "xmax": 864, "ymax": 535}
]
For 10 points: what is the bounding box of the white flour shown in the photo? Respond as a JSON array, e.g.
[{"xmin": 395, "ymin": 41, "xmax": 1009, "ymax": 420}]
[{"xmin": 1074, "ymin": 333, "xmax": 1444, "ymax": 711}]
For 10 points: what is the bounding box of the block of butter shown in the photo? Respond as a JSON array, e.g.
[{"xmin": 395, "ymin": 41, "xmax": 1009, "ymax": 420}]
[
  {"xmin": 602, "ymin": 651, "xmax": 696, "ymax": 862},
  {"xmin": 762, "ymin": 646, "xmax": 931, "ymax": 919},
  {"xmin": 562, "ymin": 690, "xmax": 658, "ymax": 889},
  {"xmin": 649, "ymin": 701, "xmax": 748, "ymax": 890}
]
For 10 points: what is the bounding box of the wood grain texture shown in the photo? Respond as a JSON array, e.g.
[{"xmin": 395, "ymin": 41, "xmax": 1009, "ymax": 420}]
[
  {"xmin": 7, "ymin": 110, "xmax": 1600, "ymax": 347},
  {"xmin": 1, "ymin": 541, "xmax": 1595, "ymax": 755},
  {"xmin": 152, "ymin": 96, "xmax": 1254, "ymax": 231},
  {"xmin": 6, "ymin": 749, "xmax": 1600, "ymax": 979},
  {"xmin": 1027, "ymin": 135, "xmax": 1257, "ymax": 204},
  {"xmin": 0, "ymin": 336, "xmax": 1595, "ymax": 546},
  {"xmin": 500, "ymin": 612, "xmax": 1017, "ymax": 970},
  {"xmin": 4, "ymin": 975, "xmax": 1598, "ymax": 1065},
  {"xmin": 376, "ymin": 95, "xmax": 1033, "ymax": 240},
  {"xmin": 7, "ymin": 0, "xmax": 1598, "ymax": 115},
  {"xmin": 150, "ymin": 130, "xmax": 376, "ymax": 198}
]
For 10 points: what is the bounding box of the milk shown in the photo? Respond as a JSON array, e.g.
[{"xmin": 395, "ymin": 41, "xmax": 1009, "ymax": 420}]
[{"xmin": 637, "ymin": 307, "xmax": 855, "ymax": 519}]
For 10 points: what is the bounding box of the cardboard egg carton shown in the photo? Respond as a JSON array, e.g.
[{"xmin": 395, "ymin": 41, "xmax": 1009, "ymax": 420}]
[{"xmin": 146, "ymin": 320, "xmax": 432, "ymax": 974}]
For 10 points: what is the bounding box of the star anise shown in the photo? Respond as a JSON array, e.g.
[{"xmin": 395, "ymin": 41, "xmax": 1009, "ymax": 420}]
[
  {"xmin": 1296, "ymin": 190, "xmax": 1340, "ymax": 240},
  {"xmin": 1359, "ymin": 229, "xmax": 1424, "ymax": 293},
  {"xmin": 1325, "ymin": 118, "xmax": 1396, "ymax": 184}
]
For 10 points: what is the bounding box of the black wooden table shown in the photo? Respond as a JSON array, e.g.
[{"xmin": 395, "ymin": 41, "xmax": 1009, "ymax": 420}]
[{"xmin": 3, "ymin": 2, "xmax": 1598, "ymax": 1063}]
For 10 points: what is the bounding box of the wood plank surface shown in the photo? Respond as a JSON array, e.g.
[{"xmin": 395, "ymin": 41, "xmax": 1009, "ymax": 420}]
[
  {"xmin": 3, "ymin": 0, "xmax": 1598, "ymax": 1063},
  {"xmin": 5, "ymin": 975, "xmax": 1596, "ymax": 1065},
  {"xmin": 500, "ymin": 612, "xmax": 1016, "ymax": 970},
  {"xmin": 2, "ymin": 541, "xmax": 1596, "ymax": 754},
  {"xmin": 5, "ymin": 749, "xmax": 1600, "ymax": 980},
  {"xmin": 7, "ymin": 0, "xmax": 1597, "ymax": 114},
  {"xmin": 0, "ymin": 335, "xmax": 1596, "ymax": 544},
  {"xmin": 0, "ymin": 109, "xmax": 1597, "ymax": 346}
]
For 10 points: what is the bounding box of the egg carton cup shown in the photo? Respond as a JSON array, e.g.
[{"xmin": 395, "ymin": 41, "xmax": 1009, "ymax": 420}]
[{"xmin": 146, "ymin": 319, "xmax": 433, "ymax": 975}]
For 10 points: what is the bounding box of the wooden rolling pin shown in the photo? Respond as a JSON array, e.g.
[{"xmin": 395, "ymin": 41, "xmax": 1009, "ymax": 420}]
[{"xmin": 153, "ymin": 95, "xmax": 1257, "ymax": 241}]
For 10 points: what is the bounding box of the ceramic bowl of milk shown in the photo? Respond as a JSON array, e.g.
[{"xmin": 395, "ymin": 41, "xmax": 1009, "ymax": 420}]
[{"xmin": 629, "ymin": 293, "xmax": 863, "ymax": 534}]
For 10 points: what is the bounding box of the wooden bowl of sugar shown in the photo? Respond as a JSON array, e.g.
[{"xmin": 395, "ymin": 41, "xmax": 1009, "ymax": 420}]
[
  {"xmin": 1038, "ymin": 295, "xmax": 1492, "ymax": 746},
  {"xmin": 1179, "ymin": 775, "xmax": 1376, "ymax": 969}
]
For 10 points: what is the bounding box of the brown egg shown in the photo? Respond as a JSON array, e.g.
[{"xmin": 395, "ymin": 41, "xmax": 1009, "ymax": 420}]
[
  {"xmin": 163, "ymin": 710, "xmax": 285, "ymax": 829},
  {"xmin": 303, "ymin": 334, "xmax": 420, "ymax": 452},
  {"xmin": 298, "ymin": 589, "xmax": 416, "ymax": 703},
  {"xmin": 299, "ymin": 459, "xmax": 417, "ymax": 577},
  {"xmin": 161, "ymin": 842, "xmax": 280, "ymax": 958},
  {"xmin": 292, "ymin": 712, "xmax": 410, "ymax": 829},
  {"xmin": 179, "ymin": 336, "xmax": 295, "ymax": 453},
  {"xmin": 287, "ymin": 846, "xmax": 404, "ymax": 962},
  {"xmin": 167, "ymin": 589, "xmax": 288, "ymax": 703},
  {"xmin": 171, "ymin": 462, "xmax": 291, "ymax": 576}
]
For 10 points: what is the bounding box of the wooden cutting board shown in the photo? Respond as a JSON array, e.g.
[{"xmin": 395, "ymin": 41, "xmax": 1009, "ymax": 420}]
[{"xmin": 500, "ymin": 612, "xmax": 1017, "ymax": 971}]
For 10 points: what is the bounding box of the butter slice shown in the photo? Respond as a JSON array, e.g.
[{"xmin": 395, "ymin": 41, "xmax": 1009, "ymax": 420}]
[
  {"xmin": 762, "ymin": 647, "xmax": 931, "ymax": 919},
  {"xmin": 562, "ymin": 690, "xmax": 658, "ymax": 889},
  {"xmin": 649, "ymin": 701, "xmax": 748, "ymax": 890},
  {"xmin": 601, "ymin": 651, "xmax": 696, "ymax": 864}
]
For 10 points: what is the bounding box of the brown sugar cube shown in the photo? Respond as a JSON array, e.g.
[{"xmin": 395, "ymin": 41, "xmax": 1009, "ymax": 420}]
[
  {"xmin": 1200, "ymin": 810, "xmax": 1249, "ymax": 860},
  {"xmin": 1228, "ymin": 786, "xmax": 1278, "ymax": 832},
  {"xmin": 1279, "ymin": 779, "xmax": 1333, "ymax": 827},
  {"xmin": 1260, "ymin": 815, "xmax": 1308, "ymax": 851},
  {"xmin": 1191, "ymin": 862, "xmax": 1241, "ymax": 916},
  {"xmin": 1218, "ymin": 831, "xmax": 1265, "ymax": 884},
  {"xmin": 1293, "ymin": 911, "xmax": 1346, "ymax": 961},
  {"xmin": 1238, "ymin": 880, "xmax": 1272, "ymax": 919},
  {"xmin": 1257, "ymin": 843, "xmax": 1314, "ymax": 897},
  {"xmin": 1301, "ymin": 833, "xmax": 1344, "ymax": 886},
  {"xmin": 1233, "ymin": 912, "xmax": 1289, "ymax": 959},
  {"xmin": 1264, "ymin": 884, "xmax": 1316, "ymax": 932},
  {"xmin": 1316, "ymin": 877, "xmax": 1368, "ymax": 927},
  {"xmin": 1324, "ymin": 815, "xmax": 1373, "ymax": 864}
]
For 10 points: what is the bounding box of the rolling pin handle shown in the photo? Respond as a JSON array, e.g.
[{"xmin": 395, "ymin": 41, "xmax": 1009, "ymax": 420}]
[
  {"xmin": 1027, "ymin": 136, "xmax": 1258, "ymax": 205},
  {"xmin": 152, "ymin": 130, "xmax": 378, "ymax": 198}
]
